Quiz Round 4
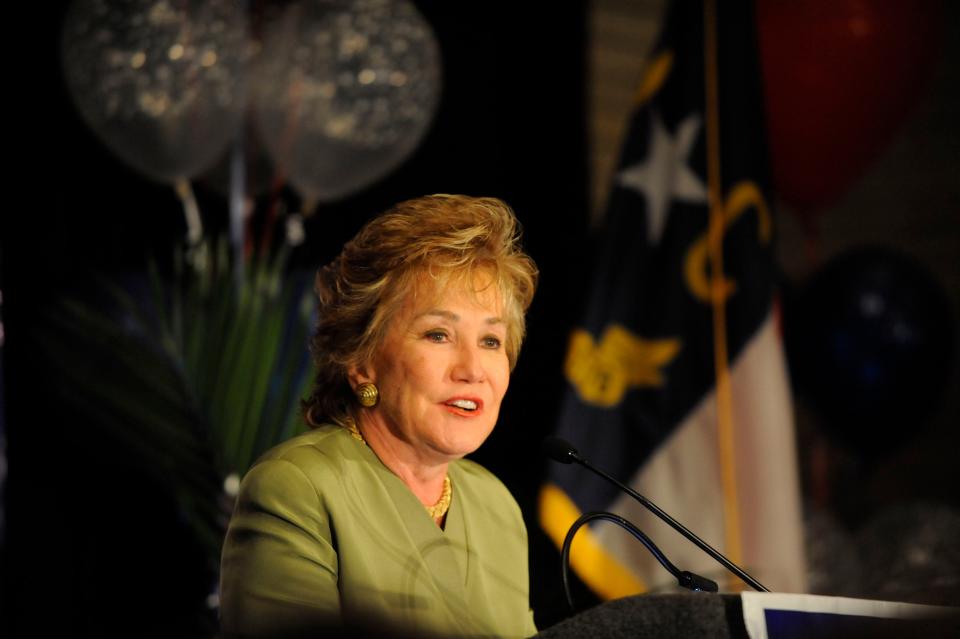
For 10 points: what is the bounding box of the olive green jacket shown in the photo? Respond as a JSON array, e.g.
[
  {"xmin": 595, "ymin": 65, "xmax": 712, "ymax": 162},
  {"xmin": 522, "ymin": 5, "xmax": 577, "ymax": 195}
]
[{"xmin": 220, "ymin": 425, "xmax": 537, "ymax": 638}]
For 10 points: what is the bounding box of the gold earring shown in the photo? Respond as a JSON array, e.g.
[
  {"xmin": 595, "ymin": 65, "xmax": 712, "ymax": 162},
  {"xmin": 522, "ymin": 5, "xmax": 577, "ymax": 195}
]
[{"xmin": 355, "ymin": 382, "xmax": 379, "ymax": 408}]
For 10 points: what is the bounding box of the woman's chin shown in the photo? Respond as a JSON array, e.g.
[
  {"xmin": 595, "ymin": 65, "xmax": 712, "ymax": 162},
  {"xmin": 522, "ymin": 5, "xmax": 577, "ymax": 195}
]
[{"xmin": 432, "ymin": 427, "xmax": 495, "ymax": 460}]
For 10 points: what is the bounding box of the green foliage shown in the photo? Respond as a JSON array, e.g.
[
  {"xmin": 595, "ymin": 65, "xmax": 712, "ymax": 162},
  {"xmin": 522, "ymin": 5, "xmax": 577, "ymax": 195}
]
[{"xmin": 31, "ymin": 239, "xmax": 316, "ymax": 567}]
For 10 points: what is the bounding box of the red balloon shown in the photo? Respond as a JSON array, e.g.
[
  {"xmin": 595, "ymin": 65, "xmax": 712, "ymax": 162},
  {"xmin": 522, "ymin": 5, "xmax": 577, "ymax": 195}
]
[{"xmin": 756, "ymin": 0, "xmax": 942, "ymax": 214}]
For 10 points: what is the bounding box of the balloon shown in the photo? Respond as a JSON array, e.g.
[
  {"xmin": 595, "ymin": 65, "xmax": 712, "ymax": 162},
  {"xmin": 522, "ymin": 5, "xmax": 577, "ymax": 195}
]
[
  {"xmin": 786, "ymin": 247, "xmax": 955, "ymax": 457},
  {"xmin": 61, "ymin": 0, "xmax": 248, "ymax": 183},
  {"xmin": 756, "ymin": 0, "xmax": 942, "ymax": 213},
  {"xmin": 251, "ymin": 0, "xmax": 441, "ymax": 203}
]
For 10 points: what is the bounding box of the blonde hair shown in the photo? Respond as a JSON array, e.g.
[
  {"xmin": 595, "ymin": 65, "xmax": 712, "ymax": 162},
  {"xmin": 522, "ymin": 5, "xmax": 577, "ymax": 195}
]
[{"xmin": 303, "ymin": 194, "xmax": 538, "ymax": 429}]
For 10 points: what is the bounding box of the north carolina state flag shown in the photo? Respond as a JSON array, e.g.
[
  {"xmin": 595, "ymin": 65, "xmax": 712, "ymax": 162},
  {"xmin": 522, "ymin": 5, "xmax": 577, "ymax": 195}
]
[{"xmin": 540, "ymin": 0, "xmax": 806, "ymax": 596}]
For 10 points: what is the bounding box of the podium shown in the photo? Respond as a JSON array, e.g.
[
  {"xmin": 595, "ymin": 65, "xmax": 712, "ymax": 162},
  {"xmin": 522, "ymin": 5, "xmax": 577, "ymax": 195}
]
[
  {"xmin": 536, "ymin": 593, "xmax": 959, "ymax": 639},
  {"xmin": 537, "ymin": 594, "xmax": 746, "ymax": 638}
]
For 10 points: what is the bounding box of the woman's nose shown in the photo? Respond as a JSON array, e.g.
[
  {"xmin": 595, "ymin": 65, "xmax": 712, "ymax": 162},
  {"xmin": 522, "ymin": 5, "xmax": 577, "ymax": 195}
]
[{"xmin": 452, "ymin": 342, "xmax": 485, "ymax": 383}]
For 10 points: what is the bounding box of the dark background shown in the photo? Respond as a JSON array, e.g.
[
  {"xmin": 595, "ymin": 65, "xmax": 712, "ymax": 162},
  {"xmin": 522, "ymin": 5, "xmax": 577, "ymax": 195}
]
[
  {"xmin": 3, "ymin": 0, "xmax": 959, "ymax": 636},
  {"xmin": 3, "ymin": 1, "xmax": 593, "ymax": 636}
]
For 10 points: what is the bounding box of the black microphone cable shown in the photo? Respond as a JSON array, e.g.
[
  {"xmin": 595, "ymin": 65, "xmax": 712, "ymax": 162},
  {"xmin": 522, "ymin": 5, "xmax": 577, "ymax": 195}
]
[{"xmin": 561, "ymin": 510, "xmax": 718, "ymax": 613}]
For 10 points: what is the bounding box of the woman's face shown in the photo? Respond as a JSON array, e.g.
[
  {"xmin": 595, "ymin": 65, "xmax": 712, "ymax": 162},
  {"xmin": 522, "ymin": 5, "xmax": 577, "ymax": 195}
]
[{"xmin": 360, "ymin": 274, "xmax": 511, "ymax": 464}]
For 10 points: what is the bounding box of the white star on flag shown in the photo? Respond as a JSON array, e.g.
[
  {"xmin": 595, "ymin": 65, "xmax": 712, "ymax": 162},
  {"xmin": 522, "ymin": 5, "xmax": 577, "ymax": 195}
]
[{"xmin": 616, "ymin": 111, "xmax": 708, "ymax": 245}]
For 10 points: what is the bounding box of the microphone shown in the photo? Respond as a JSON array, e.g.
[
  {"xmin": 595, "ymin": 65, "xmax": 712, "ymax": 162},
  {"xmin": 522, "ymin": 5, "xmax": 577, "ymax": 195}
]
[
  {"xmin": 542, "ymin": 436, "xmax": 769, "ymax": 592},
  {"xmin": 542, "ymin": 435, "xmax": 583, "ymax": 465}
]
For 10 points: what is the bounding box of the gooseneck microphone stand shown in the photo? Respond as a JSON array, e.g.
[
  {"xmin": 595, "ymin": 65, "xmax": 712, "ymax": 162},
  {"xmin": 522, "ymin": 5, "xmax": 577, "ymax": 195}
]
[
  {"xmin": 544, "ymin": 436, "xmax": 770, "ymax": 595},
  {"xmin": 561, "ymin": 510, "xmax": 719, "ymax": 612}
]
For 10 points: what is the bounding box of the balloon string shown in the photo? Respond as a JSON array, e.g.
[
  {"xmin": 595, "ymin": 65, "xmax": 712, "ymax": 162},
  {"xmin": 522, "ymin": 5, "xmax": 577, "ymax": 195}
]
[
  {"xmin": 229, "ymin": 134, "xmax": 246, "ymax": 292},
  {"xmin": 259, "ymin": 180, "xmax": 283, "ymax": 258},
  {"xmin": 281, "ymin": 197, "xmax": 315, "ymax": 248},
  {"xmin": 259, "ymin": 71, "xmax": 305, "ymax": 258},
  {"xmin": 174, "ymin": 178, "xmax": 203, "ymax": 246},
  {"xmin": 251, "ymin": 170, "xmax": 291, "ymax": 260},
  {"xmin": 300, "ymin": 196, "xmax": 318, "ymax": 218},
  {"xmin": 244, "ymin": 193, "xmax": 258, "ymax": 260}
]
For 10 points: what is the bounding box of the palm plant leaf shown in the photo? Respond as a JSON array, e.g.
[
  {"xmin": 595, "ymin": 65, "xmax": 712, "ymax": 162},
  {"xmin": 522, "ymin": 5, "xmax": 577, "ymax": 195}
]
[{"xmin": 29, "ymin": 237, "xmax": 316, "ymax": 569}]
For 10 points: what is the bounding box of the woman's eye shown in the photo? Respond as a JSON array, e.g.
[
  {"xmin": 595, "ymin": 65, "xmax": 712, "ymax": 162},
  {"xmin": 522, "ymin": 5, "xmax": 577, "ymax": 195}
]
[
  {"xmin": 425, "ymin": 331, "xmax": 448, "ymax": 343},
  {"xmin": 481, "ymin": 336, "xmax": 502, "ymax": 349}
]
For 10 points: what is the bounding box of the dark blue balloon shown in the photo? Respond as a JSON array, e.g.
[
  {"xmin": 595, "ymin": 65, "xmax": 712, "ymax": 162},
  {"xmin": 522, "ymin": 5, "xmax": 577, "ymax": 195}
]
[{"xmin": 786, "ymin": 247, "xmax": 955, "ymax": 456}]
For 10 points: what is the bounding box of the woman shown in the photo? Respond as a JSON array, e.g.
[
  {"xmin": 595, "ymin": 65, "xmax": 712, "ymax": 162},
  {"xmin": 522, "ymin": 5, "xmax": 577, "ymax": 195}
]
[{"xmin": 220, "ymin": 195, "xmax": 539, "ymax": 637}]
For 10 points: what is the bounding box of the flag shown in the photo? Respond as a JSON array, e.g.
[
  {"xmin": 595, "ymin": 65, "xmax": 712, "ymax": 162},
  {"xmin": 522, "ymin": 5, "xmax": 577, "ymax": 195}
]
[{"xmin": 539, "ymin": 0, "xmax": 806, "ymax": 597}]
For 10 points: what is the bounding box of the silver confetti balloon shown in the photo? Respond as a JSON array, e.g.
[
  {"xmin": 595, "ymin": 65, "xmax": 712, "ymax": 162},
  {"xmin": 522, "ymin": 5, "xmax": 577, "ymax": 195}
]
[
  {"xmin": 252, "ymin": 0, "xmax": 441, "ymax": 203},
  {"xmin": 61, "ymin": 0, "xmax": 248, "ymax": 183}
]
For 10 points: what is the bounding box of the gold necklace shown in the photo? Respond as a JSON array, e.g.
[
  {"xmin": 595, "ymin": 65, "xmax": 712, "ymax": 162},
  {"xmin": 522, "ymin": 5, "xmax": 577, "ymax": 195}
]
[
  {"xmin": 425, "ymin": 476, "xmax": 453, "ymax": 520},
  {"xmin": 344, "ymin": 418, "xmax": 453, "ymax": 520}
]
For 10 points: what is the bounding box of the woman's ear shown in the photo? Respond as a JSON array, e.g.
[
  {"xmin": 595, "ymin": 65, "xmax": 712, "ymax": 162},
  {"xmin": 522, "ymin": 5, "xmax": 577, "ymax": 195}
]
[{"xmin": 346, "ymin": 363, "xmax": 374, "ymax": 389}]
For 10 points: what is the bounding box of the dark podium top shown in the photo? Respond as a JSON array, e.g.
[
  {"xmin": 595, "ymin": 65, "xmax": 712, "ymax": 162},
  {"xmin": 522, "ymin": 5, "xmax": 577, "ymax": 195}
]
[
  {"xmin": 535, "ymin": 593, "xmax": 960, "ymax": 639},
  {"xmin": 537, "ymin": 593, "xmax": 747, "ymax": 639}
]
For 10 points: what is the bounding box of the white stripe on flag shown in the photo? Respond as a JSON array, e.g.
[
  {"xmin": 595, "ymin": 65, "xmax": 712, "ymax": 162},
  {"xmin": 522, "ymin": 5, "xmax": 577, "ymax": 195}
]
[{"xmin": 594, "ymin": 309, "xmax": 807, "ymax": 593}]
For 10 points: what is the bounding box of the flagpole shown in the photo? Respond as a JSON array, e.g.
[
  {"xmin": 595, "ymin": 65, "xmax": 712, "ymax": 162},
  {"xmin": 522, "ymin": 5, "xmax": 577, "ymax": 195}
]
[{"xmin": 703, "ymin": 0, "xmax": 745, "ymax": 588}]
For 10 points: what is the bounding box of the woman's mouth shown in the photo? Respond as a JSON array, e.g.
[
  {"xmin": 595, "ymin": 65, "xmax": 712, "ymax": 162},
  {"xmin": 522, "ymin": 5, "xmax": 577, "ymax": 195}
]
[{"xmin": 443, "ymin": 398, "xmax": 483, "ymax": 415}]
